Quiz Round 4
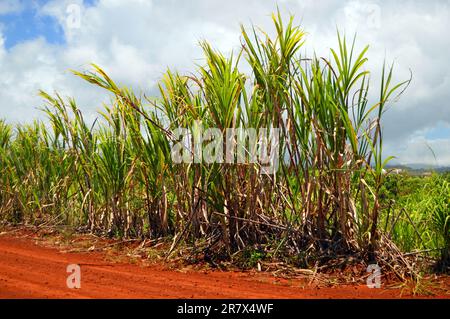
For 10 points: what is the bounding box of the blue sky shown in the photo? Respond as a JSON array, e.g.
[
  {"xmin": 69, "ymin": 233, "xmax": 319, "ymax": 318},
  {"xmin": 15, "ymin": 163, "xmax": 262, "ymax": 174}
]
[
  {"xmin": 0, "ymin": 0, "xmax": 96, "ymax": 48},
  {"xmin": 1, "ymin": 2, "xmax": 63, "ymax": 48},
  {"xmin": 0, "ymin": 0, "xmax": 449, "ymax": 166},
  {"xmin": 425, "ymin": 122, "xmax": 450, "ymax": 140}
]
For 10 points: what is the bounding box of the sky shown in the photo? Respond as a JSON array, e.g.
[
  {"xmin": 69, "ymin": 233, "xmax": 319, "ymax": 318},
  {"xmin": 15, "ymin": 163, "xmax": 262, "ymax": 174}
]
[{"xmin": 0, "ymin": 0, "xmax": 449, "ymax": 167}]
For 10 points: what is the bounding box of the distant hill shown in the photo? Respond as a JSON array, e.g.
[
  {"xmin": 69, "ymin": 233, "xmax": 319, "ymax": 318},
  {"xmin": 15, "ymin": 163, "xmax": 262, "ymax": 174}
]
[{"xmin": 385, "ymin": 163, "xmax": 450, "ymax": 174}]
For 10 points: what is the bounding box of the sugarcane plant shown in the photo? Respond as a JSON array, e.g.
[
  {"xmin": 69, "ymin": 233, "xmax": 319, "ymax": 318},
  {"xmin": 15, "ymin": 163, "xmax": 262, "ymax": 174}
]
[{"xmin": 0, "ymin": 12, "xmax": 418, "ymax": 271}]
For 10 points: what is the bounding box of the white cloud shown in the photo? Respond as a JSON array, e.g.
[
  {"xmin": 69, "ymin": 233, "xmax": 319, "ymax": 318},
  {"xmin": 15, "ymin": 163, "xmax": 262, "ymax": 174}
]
[
  {"xmin": 0, "ymin": 0, "xmax": 449, "ymax": 165},
  {"xmin": 0, "ymin": 0, "xmax": 24, "ymax": 15},
  {"xmin": 0, "ymin": 32, "xmax": 5, "ymax": 58},
  {"xmin": 394, "ymin": 136, "xmax": 450, "ymax": 167}
]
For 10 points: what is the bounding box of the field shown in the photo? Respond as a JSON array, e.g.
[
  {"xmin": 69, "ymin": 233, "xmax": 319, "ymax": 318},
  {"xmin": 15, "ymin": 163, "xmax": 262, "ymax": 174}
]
[{"xmin": 0, "ymin": 12, "xmax": 449, "ymax": 298}]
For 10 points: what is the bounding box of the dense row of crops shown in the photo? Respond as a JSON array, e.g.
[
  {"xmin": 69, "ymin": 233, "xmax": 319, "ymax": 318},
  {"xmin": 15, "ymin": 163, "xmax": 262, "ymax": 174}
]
[
  {"xmin": 380, "ymin": 174, "xmax": 449, "ymax": 270},
  {"xmin": 0, "ymin": 13, "xmax": 447, "ymax": 270}
]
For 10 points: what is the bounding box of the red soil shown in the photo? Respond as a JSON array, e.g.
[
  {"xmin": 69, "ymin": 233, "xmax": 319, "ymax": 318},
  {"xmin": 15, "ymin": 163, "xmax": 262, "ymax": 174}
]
[{"xmin": 0, "ymin": 232, "xmax": 448, "ymax": 299}]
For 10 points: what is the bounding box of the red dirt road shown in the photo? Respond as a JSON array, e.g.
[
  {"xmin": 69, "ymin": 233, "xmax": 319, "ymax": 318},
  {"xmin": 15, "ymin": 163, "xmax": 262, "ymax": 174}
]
[{"xmin": 0, "ymin": 233, "xmax": 448, "ymax": 299}]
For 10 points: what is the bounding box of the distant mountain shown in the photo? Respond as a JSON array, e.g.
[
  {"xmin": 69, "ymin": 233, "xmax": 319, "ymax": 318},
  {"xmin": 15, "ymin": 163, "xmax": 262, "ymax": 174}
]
[{"xmin": 385, "ymin": 163, "xmax": 450, "ymax": 173}]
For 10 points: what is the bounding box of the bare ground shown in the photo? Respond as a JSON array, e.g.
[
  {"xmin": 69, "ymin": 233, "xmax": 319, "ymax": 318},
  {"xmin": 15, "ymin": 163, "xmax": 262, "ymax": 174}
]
[{"xmin": 0, "ymin": 229, "xmax": 448, "ymax": 299}]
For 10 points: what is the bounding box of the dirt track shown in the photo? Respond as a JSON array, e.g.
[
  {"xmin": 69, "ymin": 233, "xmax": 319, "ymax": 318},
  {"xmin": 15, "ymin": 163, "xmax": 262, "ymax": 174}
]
[{"xmin": 0, "ymin": 233, "xmax": 448, "ymax": 299}]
